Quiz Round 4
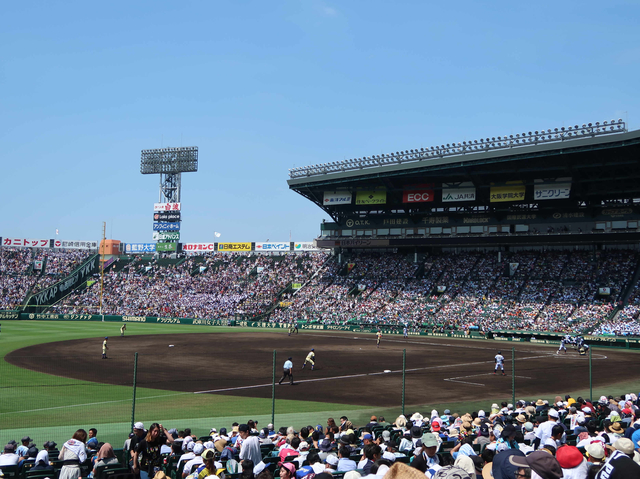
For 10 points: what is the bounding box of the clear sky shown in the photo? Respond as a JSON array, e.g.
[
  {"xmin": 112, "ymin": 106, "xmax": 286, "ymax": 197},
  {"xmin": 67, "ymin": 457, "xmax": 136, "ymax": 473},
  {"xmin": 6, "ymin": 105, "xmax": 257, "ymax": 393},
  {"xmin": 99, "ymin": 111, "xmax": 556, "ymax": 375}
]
[{"xmin": 2, "ymin": 1, "xmax": 639, "ymax": 244}]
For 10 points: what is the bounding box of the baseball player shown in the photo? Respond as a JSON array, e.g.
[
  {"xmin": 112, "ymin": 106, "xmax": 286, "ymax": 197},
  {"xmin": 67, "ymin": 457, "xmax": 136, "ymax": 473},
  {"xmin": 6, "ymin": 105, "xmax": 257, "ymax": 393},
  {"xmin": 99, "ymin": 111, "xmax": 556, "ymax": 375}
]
[
  {"xmin": 278, "ymin": 357, "xmax": 294, "ymax": 385},
  {"xmin": 494, "ymin": 350, "xmax": 505, "ymax": 375},
  {"xmin": 102, "ymin": 337, "xmax": 109, "ymax": 359},
  {"xmin": 557, "ymin": 337, "xmax": 568, "ymax": 354},
  {"xmin": 376, "ymin": 330, "xmax": 382, "ymax": 348},
  {"xmin": 120, "ymin": 324, "xmax": 126, "ymax": 337},
  {"xmin": 302, "ymin": 349, "xmax": 315, "ymax": 370}
]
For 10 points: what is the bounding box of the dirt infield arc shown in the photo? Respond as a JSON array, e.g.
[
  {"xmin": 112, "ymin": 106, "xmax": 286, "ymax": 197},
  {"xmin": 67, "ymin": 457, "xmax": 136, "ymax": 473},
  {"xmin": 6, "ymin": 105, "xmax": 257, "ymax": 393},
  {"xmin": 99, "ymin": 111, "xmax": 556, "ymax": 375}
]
[{"xmin": 6, "ymin": 331, "xmax": 636, "ymax": 407}]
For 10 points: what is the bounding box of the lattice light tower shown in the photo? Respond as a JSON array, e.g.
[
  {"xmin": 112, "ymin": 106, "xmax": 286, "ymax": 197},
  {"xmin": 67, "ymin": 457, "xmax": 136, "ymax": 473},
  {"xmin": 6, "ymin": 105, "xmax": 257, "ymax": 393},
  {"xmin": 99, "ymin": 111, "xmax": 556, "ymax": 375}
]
[{"xmin": 140, "ymin": 146, "xmax": 198, "ymax": 202}]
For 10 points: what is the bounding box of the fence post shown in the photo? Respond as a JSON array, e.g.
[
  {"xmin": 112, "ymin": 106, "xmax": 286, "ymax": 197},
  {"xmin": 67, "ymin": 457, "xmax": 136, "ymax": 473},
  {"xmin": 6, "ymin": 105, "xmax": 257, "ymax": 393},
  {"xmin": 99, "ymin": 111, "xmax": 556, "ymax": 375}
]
[
  {"xmin": 131, "ymin": 352, "xmax": 138, "ymax": 432},
  {"xmin": 272, "ymin": 350, "xmax": 276, "ymax": 426},
  {"xmin": 402, "ymin": 349, "xmax": 406, "ymax": 417},
  {"xmin": 589, "ymin": 342, "xmax": 596, "ymax": 404},
  {"xmin": 511, "ymin": 347, "xmax": 515, "ymax": 407}
]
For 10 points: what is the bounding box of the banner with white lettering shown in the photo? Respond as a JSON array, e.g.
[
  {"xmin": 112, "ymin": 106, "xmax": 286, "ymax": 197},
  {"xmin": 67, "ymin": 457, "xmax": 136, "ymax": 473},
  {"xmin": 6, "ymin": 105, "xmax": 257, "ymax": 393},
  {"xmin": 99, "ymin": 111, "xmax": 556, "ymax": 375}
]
[
  {"xmin": 26, "ymin": 255, "xmax": 100, "ymax": 309},
  {"xmin": 442, "ymin": 182, "xmax": 476, "ymax": 203},
  {"xmin": 153, "ymin": 231, "xmax": 180, "ymax": 241},
  {"xmin": 534, "ymin": 178, "xmax": 571, "ymax": 200},
  {"xmin": 403, "ymin": 184, "xmax": 434, "ymax": 203},
  {"xmin": 183, "ymin": 243, "xmax": 216, "ymax": 252},
  {"xmin": 255, "ymin": 242, "xmax": 290, "ymax": 252},
  {"xmin": 153, "ymin": 222, "xmax": 180, "ymax": 231},
  {"xmin": 2, "ymin": 238, "xmax": 50, "ymax": 248},
  {"xmin": 323, "ymin": 191, "xmax": 352, "ymax": 205},
  {"xmin": 125, "ymin": 243, "xmax": 156, "ymax": 253}
]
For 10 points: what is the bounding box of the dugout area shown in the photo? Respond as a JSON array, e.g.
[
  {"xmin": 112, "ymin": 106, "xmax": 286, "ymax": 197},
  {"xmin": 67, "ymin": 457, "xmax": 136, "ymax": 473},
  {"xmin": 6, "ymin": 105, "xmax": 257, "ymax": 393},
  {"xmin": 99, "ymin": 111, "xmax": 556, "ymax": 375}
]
[{"xmin": 6, "ymin": 331, "xmax": 637, "ymax": 408}]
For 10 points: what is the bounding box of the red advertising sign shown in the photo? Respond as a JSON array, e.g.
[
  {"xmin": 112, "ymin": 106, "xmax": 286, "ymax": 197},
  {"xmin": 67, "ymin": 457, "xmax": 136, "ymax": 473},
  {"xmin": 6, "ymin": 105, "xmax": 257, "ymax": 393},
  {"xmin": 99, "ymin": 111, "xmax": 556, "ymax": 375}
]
[{"xmin": 403, "ymin": 184, "xmax": 434, "ymax": 203}]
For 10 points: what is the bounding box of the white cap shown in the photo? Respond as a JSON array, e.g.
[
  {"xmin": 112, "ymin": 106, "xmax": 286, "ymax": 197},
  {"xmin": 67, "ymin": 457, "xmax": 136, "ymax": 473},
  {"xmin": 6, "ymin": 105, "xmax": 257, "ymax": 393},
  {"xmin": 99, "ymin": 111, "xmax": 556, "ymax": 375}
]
[
  {"xmin": 325, "ymin": 454, "xmax": 339, "ymax": 466},
  {"xmin": 134, "ymin": 422, "xmax": 144, "ymax": 430},
  {"xmin": 193, "ymin": 443, "xmax": 204, "ymax": 455},
  {"xmin": 548, "ymin": 409, "xmax": 559, "ymax": 418}
]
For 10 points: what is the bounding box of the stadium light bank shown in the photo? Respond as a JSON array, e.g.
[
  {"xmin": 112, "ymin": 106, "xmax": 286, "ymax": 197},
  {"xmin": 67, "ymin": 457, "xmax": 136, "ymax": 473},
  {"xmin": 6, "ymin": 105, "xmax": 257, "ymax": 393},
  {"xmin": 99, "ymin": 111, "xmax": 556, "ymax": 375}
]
[{"xmin": 288, "ymin": 119, "xmax": 627, "ymax": 179}]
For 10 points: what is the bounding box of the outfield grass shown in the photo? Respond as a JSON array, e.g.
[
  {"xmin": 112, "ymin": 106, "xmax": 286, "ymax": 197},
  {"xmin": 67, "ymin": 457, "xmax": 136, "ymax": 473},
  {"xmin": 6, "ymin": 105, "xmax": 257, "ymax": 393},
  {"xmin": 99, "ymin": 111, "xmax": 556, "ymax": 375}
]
[{"xmin": 3, "ymin": 321, "xmax": 640, "ymax": 448}]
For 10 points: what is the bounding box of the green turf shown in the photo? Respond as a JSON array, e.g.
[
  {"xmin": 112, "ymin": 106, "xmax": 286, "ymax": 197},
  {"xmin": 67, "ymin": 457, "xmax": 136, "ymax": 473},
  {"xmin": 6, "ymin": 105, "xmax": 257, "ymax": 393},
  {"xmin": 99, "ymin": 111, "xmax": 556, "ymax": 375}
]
[
  {"xmin": 3, "ymin": 321, "xmax": 640, "ymax": 448},
  {"xmin": 0, "ymin": 321, "xmax": 362, "ymax": 446}
]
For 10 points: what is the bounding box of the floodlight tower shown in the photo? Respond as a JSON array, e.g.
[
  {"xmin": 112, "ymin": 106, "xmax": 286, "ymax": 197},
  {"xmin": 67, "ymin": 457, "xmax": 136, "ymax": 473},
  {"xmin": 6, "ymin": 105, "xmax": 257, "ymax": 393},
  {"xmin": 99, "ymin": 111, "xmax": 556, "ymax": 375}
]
[{"xmin": 140, "ymin": 146, "xmax": 199, "ymax": 202}]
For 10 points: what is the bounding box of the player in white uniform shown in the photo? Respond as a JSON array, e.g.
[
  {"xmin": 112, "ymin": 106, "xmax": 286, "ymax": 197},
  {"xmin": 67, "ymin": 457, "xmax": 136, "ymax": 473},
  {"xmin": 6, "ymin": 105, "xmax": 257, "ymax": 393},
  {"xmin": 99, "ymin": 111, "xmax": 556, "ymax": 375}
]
[
  {"xmin": 494, "ymin": 351, "xmax": 505, "ymax": 375},
  {"xmin": 557, "ymin": 338, "xmax": 568, "ymax": 354},
  {"xmin": 403, "ymin": 326, "xmax": 408, "ymax": 339},
  {"xmin": 302, "ymin": 348, "xmax": 315, "ymax": 370},
  {"xmin": 376, "ymin": 330, "xmax": 382, "ymax": 348}
]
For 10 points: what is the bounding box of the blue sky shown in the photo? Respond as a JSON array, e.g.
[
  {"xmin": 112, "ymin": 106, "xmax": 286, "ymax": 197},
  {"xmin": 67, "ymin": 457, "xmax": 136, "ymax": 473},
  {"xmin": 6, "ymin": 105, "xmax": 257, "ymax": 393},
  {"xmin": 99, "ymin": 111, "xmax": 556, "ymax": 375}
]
[{"xmin": 2, "ymin": 1, "xmax": 639, "ymax": 244}]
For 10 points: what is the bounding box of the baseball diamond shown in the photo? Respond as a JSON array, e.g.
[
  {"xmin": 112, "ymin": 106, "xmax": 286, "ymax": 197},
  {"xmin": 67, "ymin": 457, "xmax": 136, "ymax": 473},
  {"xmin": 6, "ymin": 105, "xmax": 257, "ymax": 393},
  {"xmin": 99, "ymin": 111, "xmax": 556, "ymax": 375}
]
[{"xmin": 6, "ymin": 331, "xmax": 636, "ymax": 408}]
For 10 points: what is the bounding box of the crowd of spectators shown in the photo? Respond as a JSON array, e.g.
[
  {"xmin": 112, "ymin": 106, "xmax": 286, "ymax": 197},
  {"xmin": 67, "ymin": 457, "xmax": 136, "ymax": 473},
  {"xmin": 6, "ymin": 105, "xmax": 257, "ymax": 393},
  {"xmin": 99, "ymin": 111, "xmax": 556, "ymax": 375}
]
[
  {"xmin": 0, "ymin": 248, "xmax": 90, "ymax": 310},
  {"xmin": 4, "ymin": 391, "xmax": 640, "ymax": 478},
  {"xmin": 4, "ymin": 246, "xmax": 640, "ymax": 336}
]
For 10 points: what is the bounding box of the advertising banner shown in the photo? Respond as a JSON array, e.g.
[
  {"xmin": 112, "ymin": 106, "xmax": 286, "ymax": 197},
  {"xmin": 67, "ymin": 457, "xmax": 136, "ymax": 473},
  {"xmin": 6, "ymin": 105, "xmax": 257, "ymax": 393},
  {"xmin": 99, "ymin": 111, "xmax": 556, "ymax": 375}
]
[
  {"xmin": 292, "ymin": 283, "xmax": 302, "ymax": 290},
  {"xmin": 183, "ymin": 243, "xmax": 216, "ymax": 252},
  {"xmin": 54, "ymin": 240, "xmax": 98, "ymax": 249},
  {"xmin": 125, "ymin": 243, "xmax": 156, "ymax": 253},
  {"xmin": 255, "ymin": 242, "xmax": 290, "ymax": 252},
  {"xmin": 27, "ymin": 255, "xmax": 99, "ymax": 308},
  {"xmin": 154, "ymin": 203, "xmax": 181, "ymax": 211},
  {"xmin": 153, "ymin": 212, "xmax": 181, "ymax": 222},
  {"xmin": 490, "ymin": 182, "xmax": 526, "ymax": 203},
  {"xmin": 442, "ymin": 182, "xmax": 476, "ymax": 203},
  {"xmin": 323, "ymin": 191, "xmax": 352, "ymax": 205},
  {"xmin": 2, "ymin": 238, "xmax": 50, "ymax": 248},
  {"xmin": 156, "ymin": 242, "xmax": 177, "ymax": 252},
  {"xmin": 153, "ymin": 222, "xmax": 180, "ymax": 231},
  {"xmin": 218, "ymin": 242, "xmax": 251, "ymax": 252},
  {"xmin": 534, "ymin": 178, "xmax": 571, "ymax": 200},
  {"xmin": 34, "ymin": 260, "xmax": 43, "ymax": 271},
  {"xmin": 403, "ymin": 184, "xmax": 435, "ymax": 203},
  {"xmin": 294, "ymin": 242, "xmax": 320, "ymax": 251},
  {"xmin": 356, "ymin": 190, "xmax": 386, "ymax": 205},
  {"xmin": 153, "ymin": 231, "xmax": 180, "ymax": 241}
]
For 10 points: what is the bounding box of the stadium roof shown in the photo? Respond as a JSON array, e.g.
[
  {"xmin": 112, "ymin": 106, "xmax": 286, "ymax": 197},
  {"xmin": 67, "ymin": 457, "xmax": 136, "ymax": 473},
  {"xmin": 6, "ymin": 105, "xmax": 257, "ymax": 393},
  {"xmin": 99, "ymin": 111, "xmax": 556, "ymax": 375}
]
[{"xmin": 288, "ymin": 121, "xmax": 640, "ymax": 220}]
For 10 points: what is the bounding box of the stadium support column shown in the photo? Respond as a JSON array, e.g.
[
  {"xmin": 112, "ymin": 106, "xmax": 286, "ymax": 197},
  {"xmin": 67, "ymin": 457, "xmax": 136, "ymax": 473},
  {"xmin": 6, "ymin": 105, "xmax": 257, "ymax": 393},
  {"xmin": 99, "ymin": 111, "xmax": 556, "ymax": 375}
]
[
  {"xmin": 131, "ymin": 352, "xmax": 138, "ymax": 432},
  {"xmin": 402, "ymin": 349, "xmax": 406, "ymax": 416},
  {"xmin": 271, "ymin": 350, "xmax": 276, "ymax": 425},
  {"xmin": 511, "ymin": 347, "xmax": 515, "ymax": 407}
]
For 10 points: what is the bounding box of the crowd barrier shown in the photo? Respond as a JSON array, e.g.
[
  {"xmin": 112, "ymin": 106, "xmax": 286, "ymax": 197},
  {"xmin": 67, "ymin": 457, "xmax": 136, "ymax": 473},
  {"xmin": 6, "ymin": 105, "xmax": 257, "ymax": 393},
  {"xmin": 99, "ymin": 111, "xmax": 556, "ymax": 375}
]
[{"xmin": 3, "ymin": 312, "xmax": 640, "ymax": 349}]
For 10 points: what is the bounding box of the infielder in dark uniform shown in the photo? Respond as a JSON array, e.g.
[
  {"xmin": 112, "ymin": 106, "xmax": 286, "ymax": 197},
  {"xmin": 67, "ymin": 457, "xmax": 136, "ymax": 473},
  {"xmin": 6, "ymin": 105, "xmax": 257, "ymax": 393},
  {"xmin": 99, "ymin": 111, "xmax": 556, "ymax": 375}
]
[{"xmin": 278, "ymin": 357, "xmax": 294, "ymax": 385}]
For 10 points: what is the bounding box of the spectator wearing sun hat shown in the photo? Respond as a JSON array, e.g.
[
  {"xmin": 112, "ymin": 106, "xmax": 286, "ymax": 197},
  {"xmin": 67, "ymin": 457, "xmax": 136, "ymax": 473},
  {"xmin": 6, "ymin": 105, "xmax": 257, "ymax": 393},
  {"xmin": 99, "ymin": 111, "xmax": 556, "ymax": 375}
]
[
  {"xmin": 509, "ymin": 449, "xmax": 563, "ymax": 479},
  {"xmin": 585, "ymin": 441, "xmax": 606, "ymax": 474},
  {"xmin": 594, "ymin": 438, "xmax": 640, "ymax": 478}
]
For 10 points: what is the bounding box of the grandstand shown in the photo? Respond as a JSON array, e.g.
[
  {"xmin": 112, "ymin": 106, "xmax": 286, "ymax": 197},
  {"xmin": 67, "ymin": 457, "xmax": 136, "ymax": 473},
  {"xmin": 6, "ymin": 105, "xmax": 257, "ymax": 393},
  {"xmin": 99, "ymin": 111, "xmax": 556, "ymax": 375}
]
[{"xmin": 3, "ymin": 121, "xmax": 640, "ymax": 337}]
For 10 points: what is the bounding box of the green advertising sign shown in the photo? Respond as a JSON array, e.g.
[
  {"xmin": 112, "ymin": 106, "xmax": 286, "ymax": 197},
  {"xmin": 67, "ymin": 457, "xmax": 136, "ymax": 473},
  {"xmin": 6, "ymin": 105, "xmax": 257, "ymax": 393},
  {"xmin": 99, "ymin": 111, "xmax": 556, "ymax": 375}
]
[
  {"xmin": 292, "ymin": 283, "xmax": 302, "ymax": 290},
  {"xmin": 156, "ymin": 242, "xmax": 177, "ymax": 252}
]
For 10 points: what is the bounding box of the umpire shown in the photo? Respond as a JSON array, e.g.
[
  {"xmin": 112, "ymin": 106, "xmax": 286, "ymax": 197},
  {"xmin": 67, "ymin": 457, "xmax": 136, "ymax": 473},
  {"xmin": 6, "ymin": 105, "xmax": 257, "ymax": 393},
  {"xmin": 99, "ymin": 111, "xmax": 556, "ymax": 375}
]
[{"xmin": 278, "ymin": 357, "xmax": 294, "ymax": 385}]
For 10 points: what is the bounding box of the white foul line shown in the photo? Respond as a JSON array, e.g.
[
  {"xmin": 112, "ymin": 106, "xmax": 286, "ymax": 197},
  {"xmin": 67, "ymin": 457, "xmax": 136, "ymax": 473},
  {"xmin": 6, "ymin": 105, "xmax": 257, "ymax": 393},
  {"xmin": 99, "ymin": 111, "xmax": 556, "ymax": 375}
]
[
  {"xmin": 444, "ymin": 372, "xmax": 532, "ymax": 387},
  {"xmin": 194, "ymin": 355, "xmax": 546, "ymax": 394}
]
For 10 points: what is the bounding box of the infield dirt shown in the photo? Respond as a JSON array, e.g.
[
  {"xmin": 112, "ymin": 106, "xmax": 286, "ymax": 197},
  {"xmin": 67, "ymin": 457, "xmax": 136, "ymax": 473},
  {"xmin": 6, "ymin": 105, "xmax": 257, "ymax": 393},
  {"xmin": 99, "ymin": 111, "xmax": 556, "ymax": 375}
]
[{"xmin": 6, "ymin": 331, "xmax": 636, "ymax": 408}]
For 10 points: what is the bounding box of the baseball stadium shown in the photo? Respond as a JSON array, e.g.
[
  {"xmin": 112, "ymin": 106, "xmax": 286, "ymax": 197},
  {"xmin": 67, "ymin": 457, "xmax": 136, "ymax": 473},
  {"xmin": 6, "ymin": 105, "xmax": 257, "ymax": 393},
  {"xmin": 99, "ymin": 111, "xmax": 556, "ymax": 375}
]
[{"xmin": 3, "ymin": 120, "xmax": 640, "ymax": 477}]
